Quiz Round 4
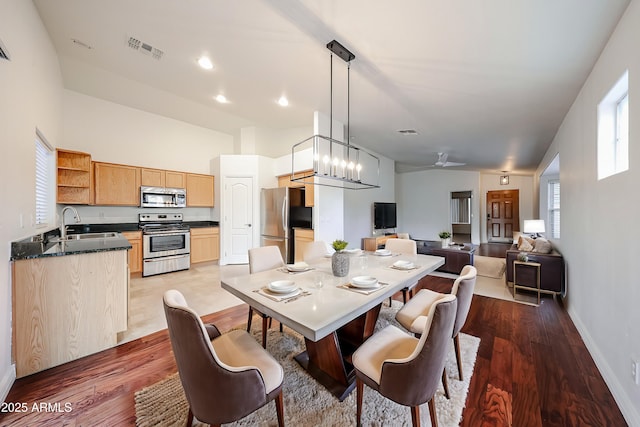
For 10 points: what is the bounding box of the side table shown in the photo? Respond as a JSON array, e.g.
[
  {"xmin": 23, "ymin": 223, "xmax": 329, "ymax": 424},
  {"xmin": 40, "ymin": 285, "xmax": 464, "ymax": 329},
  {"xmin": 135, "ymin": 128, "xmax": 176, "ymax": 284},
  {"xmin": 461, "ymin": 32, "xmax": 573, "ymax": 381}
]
[{"xmin": 513, "ymin": 260, "xmax": 541, "ymax": 304}]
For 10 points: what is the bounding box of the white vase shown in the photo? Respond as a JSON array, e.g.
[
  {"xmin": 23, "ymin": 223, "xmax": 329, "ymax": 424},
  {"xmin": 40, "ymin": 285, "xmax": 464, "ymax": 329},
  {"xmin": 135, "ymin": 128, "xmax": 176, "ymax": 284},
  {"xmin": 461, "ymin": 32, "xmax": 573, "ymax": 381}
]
[
  {"xmin": 441, "ymin": 238, "xmax": 450, "ymax": 248},
  {"xmin": 331, "ymin": 251, "xmax": 350, "ymax": 277}
]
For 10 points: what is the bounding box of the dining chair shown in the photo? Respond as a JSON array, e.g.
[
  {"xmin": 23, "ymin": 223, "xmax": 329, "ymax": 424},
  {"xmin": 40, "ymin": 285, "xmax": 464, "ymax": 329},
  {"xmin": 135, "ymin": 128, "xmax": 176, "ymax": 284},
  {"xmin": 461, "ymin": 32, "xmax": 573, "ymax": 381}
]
[
  {"xmin": 163, "ymin": 290, "xmax": 285, "ymax": 427},
  {"xmin": 248, "ymin": 246, "xmax": 286, "ymax": 348},
  {"xmin": 302, "ymin": 240, "xmax": 330, "ymax": 262},
  {"xmin": 385, "ymin": 238, "xmax": 418, "ymax": 303},
  {"xmin": 397, "ymin": 232, "xmax": 411, "ymax": 239},
  {"xmin": 395, "ymin": 265, "xmax": 477, "ymax": 397},
  {"xmin": 353, "ymin": 294, "xmax": 458, "ymax": 427}
]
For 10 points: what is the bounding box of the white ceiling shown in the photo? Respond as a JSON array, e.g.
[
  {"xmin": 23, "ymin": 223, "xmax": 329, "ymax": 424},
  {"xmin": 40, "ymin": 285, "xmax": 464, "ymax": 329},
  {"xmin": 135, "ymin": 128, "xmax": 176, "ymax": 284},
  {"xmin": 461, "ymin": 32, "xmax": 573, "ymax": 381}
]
[{"xmin": 33, "ymin": 0, "xmax": 629, "ymax": 174}]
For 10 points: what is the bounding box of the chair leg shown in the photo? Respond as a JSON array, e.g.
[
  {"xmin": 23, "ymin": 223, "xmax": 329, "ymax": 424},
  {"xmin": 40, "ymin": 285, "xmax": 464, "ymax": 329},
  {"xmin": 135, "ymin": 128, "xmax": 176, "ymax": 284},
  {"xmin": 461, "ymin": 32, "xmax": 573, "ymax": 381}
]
[
  {"xmin": 441, "ymin": 368, "xmax": 450, "ymax": 399},
  {"xmin": 268, "ymin": 317, "xmax": 273, "ymax": 328},
  {"xmin": 275, "ymin": 390, "xmax": 285, "ymax": 427},
  {"xmin": 279, "ymin": 322, "xmax": 283, "ymax": 332},
  {"xmin": 186, "ymin": 407, "xmax": 194, "ymax": 427},
  {"xmin": 428, "ymin": 398, "xmax": 438, "ymax": 427},
  {"xmin": 402, "ymin": 288, "xmax": 408, "ymax": 304},
  {"xmin": 246, "ymin": 307, "xmax": 254, "ymax": 332},
  {"xmin": 410, "ymin": 405, "xmax": 421, "ymax": 427},
  {"xmin": 454, "ymin": 334, "xmax": 463, "ymax": 380},
  {"xmin": 261, "ymin": 316, "xmax": 269, "ymax": 348},
  {"xmin": 356, "ymin": 377, "xmax": 364, "ymax": 427}
]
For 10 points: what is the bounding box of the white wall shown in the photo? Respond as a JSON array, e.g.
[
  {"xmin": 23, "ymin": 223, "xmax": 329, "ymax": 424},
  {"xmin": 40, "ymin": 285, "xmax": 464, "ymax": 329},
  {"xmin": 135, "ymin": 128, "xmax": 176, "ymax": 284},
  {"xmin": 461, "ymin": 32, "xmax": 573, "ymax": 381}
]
[
  {"xmin": 396, "ymin": 169, "xmax": 481, "ymax": 243},
  {"xmin": 0, "ymin": 0, "xmax": 64, "ymax": 400},
  {"xmin": 343, "ymin": 155, "xmax": 395, "ymax": 248},
  {"xmin": 537, "ymin": 1, "xmax": 640, "ymax": 423}
]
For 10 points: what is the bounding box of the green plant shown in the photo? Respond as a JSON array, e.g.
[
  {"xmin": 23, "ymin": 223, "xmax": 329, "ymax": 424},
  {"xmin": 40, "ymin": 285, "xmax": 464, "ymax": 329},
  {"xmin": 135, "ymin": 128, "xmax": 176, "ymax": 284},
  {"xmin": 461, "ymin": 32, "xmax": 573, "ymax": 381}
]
[
  {"xmin": 438, "ymin": 231, "xmax": 451, "ymax": 239},
  {"xmin": 331, "ymin": 239, "xmax": 348, "ymax": 251}
]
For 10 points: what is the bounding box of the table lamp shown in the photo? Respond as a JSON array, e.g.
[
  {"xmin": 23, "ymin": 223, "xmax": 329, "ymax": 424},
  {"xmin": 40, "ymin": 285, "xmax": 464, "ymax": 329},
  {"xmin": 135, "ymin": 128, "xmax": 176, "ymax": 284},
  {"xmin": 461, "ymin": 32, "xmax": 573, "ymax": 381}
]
[{"xmin": 523, "ymin": 219, "xmax": 545, "ymax": 238}]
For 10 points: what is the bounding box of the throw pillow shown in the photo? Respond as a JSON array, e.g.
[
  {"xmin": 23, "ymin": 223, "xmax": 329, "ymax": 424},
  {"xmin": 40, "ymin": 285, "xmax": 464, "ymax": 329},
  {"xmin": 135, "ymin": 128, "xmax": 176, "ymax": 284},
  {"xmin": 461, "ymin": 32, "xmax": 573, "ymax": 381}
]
[
  {"xmin": 517, "ymin": 235, "xmax": 534, "ymax": 252},
  {"xmin": 532, "ymin": 237, "xmax": 552, "ymax": 254}
]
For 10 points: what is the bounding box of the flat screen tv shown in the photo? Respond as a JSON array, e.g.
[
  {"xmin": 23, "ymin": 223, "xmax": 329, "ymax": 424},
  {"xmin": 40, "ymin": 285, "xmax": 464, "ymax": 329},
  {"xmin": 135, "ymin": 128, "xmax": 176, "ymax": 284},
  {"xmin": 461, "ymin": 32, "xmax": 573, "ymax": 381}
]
[{"xmin": 374, "ymin": 202, "xmax": 397, "ymax": 230}]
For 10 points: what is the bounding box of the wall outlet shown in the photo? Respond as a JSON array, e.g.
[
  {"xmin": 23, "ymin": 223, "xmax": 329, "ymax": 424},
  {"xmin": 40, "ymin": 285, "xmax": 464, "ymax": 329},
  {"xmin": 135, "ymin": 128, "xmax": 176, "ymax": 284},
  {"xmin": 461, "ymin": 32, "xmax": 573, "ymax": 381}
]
[{"xmin": 632, "ymin": 359, "xmax": 640, "ymax": 385}]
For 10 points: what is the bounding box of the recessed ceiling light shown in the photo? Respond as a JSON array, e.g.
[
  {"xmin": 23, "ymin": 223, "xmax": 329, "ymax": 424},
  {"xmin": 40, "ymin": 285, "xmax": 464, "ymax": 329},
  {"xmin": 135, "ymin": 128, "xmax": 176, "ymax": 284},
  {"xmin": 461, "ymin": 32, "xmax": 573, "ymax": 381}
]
[
  {"xmin": 215, "ymin": 94, "xmax": 228, "ymax": 104},
  {"xmin": 277, "ymin": 96, "xmax": 289, "ymax": 107},
  {"xmin": 197, "ymin": 56, "xmax": 214, "ymax": 70}
]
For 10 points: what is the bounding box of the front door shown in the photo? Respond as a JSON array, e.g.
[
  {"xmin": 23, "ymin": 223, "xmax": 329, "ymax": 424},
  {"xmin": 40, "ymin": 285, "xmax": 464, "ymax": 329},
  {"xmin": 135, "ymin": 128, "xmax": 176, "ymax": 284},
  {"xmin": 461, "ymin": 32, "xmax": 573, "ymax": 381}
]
[
  {"xmin": 486, "ymin": 190, "xmax": 519, "ymax": 242},
  {"xmin": 224, "ymin": 177, "xmax": 254, "ymax": 264}
]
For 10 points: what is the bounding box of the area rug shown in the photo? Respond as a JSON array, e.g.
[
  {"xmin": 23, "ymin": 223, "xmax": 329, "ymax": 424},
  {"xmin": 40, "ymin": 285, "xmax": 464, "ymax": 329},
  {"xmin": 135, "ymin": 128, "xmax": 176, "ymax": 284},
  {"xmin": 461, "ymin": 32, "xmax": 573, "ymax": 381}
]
[
  {"xmin": 135, "ymin": 302, "xmax": 480, "ymax": 427},
  {"xmin": 473, "ymin": 275, "xmax": 539, "ymax": 306},
  {"xmin": 473, "ymin": 255, "xmax": 506, "ymax": 279}
]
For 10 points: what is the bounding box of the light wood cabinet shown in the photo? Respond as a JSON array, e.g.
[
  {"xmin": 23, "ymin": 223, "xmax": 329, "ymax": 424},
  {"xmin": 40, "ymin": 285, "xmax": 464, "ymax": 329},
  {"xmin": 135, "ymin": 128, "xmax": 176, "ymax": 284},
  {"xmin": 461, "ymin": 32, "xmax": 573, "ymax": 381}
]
[
  {"xmin": 294, "ymin": 228, "xmax": 315, "ymax": 262},
  {"xmin": 122, "ymin": 231, "xmax": 142, "ymax": 274},
  {"xmin": 94, "ymin": 162, "xmax": 141, "ymax": 206},
  {"xmin": 277, "ymin": 169, "xmax": 314, "ymax": 207},
  {"xmin": 362, "ymin": 234, "xmax": 397, "ymax": 251},
  {"xmin": 12, "ymin": 250, "xmax": 128, "ymax": 378},
  {"xmin": 56, "ymin": 149, "xmax": 92, "ymax": 204},
  {"xmin": 186, "ymin": 173, "xmax": 215, "ymax": 207},
  {"xmin": 190, "ymin": 227, "xmax": 219, "ymax": 263},
  {"xmin": 141, "ymin": 168, "xmax": 186, "ymax": 188}
]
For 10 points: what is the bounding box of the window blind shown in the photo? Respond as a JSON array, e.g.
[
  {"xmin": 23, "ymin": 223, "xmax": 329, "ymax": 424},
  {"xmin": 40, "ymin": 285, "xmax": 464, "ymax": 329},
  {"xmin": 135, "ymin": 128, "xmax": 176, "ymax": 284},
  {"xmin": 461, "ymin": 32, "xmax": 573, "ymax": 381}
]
[
  {"xmin": 35, "ymin": 136, "xmax": 53, "ymax": 226},
  {"xmin": 548, "ymin": 180, "xmax": 560, "ymax": 239}
]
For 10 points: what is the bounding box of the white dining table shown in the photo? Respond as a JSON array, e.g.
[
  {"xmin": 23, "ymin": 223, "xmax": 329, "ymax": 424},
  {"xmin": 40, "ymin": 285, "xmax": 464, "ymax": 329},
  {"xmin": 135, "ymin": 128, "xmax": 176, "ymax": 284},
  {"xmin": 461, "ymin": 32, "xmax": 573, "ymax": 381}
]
[{"xmin": 221, "ymin": 251, "xmax": 445, "ymax": 400}]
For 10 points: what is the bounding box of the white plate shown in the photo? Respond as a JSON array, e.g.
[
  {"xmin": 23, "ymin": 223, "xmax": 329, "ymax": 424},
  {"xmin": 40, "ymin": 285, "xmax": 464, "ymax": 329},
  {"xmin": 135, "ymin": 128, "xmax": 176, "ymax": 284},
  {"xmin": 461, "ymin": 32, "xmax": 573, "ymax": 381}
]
[
  {"xmin": 286, "ymin": 262, "xmax": 309, "ymax": 272},
  {"xmin": 268, "ymin": 280, "xmax": 297, "ymax": 294},
  {"xmin": 374, "ymin": 249, "xmax": 391, "ymax": 256},
  {"xmin": 392, "ymin": 260, "xmax": 415, "ymax": 270},
  {"xmin": 351, "ymin": 276, "xmax": 379, "ymax": 288}
]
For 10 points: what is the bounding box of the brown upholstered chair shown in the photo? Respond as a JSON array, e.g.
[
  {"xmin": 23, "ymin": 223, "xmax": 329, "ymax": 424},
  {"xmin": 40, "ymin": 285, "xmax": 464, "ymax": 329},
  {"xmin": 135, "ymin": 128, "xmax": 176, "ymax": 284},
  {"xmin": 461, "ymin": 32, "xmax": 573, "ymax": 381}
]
[
  {"xmin": 247, "ymin": 246, "xmax": 286, "ymax": 348},
  {"xmin": 353, "ymin": 294, "xmax": 458, "ymax": 427},
  {"xmin": 396, "ymin": 265, "xmax": 477, "ymax": 388},
  {"xmin": 385, "ymin": 238, "xmax": 418, "ymax": 303},
  {"xmin": 163, "ymin": 290, "xmax": 284, "ymax": 427}
]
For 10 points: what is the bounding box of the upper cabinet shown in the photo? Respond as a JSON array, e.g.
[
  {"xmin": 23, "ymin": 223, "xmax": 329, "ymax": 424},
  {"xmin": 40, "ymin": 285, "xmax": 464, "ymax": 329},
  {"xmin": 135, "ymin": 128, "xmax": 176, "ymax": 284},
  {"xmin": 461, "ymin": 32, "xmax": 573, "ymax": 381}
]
[
  {"xmin": 55, "ymin": 147, "xmax": 214, "ymax": 207},
  {"xmin": 56, "ymin": 149, "xmax": 92, "ymax": 204},
  {"xmin": 141, "ymin": 168, "xmax": 186, "ymax": 189},
  {"xmin": 186, "ymin": 173, "xmax": 214, "ymax": 207},
  {"xmin": 278, "ymin": 169, "xmax": 314, "ymax": 207},
  {"xmin": 94, "ymin": 162, "xmax": 141, "ymax": 206}
]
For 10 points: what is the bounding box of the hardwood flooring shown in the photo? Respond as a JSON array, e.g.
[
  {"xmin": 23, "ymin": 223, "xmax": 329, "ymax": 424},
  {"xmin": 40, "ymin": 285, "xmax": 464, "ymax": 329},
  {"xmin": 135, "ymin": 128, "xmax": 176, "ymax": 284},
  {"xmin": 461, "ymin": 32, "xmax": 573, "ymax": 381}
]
[{"xmin": 2, "ymin": 275, "xmax": 627, "ymax": 426}]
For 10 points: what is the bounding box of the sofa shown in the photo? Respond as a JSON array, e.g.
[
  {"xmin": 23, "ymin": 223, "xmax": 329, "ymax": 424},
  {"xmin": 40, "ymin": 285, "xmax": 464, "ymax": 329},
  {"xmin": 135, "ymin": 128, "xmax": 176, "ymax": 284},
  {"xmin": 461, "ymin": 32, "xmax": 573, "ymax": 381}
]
[{"xmin": 505, "ymin": 236, "xmax": 565, "ymax": 295}]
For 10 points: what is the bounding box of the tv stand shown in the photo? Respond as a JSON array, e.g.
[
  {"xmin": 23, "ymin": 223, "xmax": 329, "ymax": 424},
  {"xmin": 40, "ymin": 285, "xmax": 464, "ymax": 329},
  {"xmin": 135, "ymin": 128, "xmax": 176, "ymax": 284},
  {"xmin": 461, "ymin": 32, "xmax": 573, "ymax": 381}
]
[{"xmin": 362, "ymin": 234, "xmax": 397, "ymax": 251}]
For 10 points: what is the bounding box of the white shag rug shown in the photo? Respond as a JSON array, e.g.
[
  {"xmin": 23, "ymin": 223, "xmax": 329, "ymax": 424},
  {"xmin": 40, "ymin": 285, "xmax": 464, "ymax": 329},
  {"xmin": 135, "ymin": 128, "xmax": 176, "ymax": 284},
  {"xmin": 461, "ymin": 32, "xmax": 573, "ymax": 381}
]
[{"xmin": 135, "ymin": 302, "xmax": 480, "ymax": 427}]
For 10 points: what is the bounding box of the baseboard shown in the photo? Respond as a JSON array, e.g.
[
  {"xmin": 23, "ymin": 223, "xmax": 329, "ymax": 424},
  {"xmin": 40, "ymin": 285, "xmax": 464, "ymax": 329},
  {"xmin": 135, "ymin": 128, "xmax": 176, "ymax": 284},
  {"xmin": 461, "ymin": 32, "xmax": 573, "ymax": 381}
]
[
  {"xmin": 567, "ymin": 306, "xmax": 640, "ymax": 426},
  {"xmin": 0, "ymin": 364, "xmax": 16, "ymax": 402}
]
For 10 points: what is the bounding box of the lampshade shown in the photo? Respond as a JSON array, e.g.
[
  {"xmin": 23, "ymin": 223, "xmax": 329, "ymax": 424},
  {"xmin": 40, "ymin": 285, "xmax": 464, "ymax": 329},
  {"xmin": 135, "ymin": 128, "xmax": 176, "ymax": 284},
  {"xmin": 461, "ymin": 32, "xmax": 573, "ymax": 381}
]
[{"xmin": 523, "ymin": 219, "xmax": 545, "ymax": 234}]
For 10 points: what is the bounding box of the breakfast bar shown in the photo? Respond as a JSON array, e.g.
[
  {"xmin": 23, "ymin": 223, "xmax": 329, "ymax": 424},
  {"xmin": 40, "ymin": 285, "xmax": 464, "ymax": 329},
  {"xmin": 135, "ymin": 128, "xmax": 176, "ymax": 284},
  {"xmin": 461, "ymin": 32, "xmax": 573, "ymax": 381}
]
[{"xmin": 221, "ymin": 252, "xmax": 444, "ymax": 400}]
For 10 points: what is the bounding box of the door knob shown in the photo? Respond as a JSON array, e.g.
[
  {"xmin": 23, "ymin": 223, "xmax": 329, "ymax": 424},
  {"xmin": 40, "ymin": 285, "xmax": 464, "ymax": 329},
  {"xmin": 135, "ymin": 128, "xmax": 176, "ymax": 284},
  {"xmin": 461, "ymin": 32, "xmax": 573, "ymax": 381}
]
[{"xmin": 245, "ymin": 224, "xmax": 252, "ymax": 227}]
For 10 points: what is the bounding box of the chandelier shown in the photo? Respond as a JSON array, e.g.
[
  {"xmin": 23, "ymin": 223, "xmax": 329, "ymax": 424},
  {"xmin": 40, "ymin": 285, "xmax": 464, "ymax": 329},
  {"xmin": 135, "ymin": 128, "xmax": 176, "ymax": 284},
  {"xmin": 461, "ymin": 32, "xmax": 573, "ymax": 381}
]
[{"xmin": 291, "ymin": 40, "xmax": 380, "ymax": 190}]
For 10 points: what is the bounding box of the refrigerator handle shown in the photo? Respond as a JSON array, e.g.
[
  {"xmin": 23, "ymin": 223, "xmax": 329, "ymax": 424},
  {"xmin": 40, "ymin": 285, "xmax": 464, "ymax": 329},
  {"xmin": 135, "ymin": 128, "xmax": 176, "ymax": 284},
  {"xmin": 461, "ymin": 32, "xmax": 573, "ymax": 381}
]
[{"xmin": 282, "ymin": 199, "xmax": 287, "ymax": 232}]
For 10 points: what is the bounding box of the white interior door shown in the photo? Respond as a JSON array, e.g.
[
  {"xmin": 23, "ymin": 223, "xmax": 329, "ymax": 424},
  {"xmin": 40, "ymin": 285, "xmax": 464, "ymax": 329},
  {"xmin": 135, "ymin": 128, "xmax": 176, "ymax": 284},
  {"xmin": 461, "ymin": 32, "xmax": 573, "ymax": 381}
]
[{"xmin": 224, "ymin": 177, "xmax": 254, "ymax": 264}]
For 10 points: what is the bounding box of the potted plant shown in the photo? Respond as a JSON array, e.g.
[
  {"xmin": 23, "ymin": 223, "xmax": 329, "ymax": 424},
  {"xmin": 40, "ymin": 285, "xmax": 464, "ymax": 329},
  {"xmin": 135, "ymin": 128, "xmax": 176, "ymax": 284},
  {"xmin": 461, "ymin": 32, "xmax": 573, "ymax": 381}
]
[
  {"xmin": 331, "ymin": 239, "xmax": 350, "ymax": 277},
  {"xmin": 438, "ymin": 231, "xmax": 452, "ymax": 248}
]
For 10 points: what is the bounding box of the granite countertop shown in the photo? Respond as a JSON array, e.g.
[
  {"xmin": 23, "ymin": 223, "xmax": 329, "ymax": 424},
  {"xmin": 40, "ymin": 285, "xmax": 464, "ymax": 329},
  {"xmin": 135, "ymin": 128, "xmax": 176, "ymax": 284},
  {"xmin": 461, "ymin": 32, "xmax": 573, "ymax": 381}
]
[
  {"xmin": 11, "ymin": 234, "xmax": 132, "ymax": 261},
  {"xmin": 65, "ymin": 221, "xmax": 219, "ymax": 234}
]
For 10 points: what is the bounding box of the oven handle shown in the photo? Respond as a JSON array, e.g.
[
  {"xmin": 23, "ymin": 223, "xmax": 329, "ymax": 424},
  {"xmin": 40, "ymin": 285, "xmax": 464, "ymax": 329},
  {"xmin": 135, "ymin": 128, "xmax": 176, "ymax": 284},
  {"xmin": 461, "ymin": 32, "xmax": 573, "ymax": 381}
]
[
  {"xmin": 143, "ymin": 230, "xmax": 190, "ymax": 236},
  {"xmin": 143, "ymin": 254, "xmax": 190, "ymax": 262}
]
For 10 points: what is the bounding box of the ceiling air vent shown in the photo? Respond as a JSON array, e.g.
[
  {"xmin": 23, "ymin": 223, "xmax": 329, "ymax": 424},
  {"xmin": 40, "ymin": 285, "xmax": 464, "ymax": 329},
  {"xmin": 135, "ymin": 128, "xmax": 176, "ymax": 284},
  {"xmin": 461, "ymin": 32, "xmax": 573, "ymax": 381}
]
[
  {"xmin": 397, "ymin": 129, "xmax": 418, "ymax": 135},
  {"xmin": 127, "ymin": 36, "xmax": 164, "ymax": 60},
  {"xmin": 0, "ymin": 38, "xmax": 10, "ymax": 61}
]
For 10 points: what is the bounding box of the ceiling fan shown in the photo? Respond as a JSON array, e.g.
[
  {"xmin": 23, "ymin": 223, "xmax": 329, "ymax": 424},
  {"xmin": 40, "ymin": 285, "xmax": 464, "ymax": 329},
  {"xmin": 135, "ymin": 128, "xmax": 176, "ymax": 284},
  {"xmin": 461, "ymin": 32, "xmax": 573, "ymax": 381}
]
[{"xmin": 430, "ymin": 152, "xmax": 466, "ymax": 168}]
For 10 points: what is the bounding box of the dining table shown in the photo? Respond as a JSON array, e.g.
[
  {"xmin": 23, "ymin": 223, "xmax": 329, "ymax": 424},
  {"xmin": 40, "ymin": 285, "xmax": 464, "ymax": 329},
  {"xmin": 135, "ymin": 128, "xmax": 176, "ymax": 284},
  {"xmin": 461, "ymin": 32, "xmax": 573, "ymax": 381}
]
[{"xmin": 220, "ymin": 250, "xmax": 445, "ymax": 401}]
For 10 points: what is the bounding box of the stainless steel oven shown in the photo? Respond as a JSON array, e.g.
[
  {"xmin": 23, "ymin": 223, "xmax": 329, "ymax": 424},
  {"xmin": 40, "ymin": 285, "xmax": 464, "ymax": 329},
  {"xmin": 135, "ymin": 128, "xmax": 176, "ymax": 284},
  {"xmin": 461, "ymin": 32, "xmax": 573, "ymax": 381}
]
[{"xmin": 139, "ymin": 213, "xmax": 190, "ymax": 277}]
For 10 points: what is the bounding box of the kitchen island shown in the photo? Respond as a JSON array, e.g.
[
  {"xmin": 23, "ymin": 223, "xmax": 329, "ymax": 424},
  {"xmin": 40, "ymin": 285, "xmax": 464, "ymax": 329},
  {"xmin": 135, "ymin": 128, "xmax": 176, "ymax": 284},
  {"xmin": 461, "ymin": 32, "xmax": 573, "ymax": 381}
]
[{"xmin": 11, "ymin": 233, "xmax": 131, "ymax": 377}]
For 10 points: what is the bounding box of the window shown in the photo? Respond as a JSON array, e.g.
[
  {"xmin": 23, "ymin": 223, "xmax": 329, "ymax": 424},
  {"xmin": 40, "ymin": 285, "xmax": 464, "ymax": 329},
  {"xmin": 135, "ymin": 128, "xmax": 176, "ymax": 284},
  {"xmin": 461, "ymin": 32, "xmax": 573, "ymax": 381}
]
[
  {"xmin": 597, "ymin": 70, "xmax": 629, "ymax": 180},
  {"xmin": 548, "ymin": 180, "xmax": 560, "ymax": 239},
  {"xmin": 35, "ymin": 131, "xmax": 54, "ymax": 227}
]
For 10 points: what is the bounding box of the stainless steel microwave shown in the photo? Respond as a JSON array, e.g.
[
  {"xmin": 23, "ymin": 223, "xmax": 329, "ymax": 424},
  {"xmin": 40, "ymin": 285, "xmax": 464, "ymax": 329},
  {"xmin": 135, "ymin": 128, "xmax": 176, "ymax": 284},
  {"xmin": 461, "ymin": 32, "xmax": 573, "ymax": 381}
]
[{"xmin": 140, "ymin": 186, "xmax": 187, "ymax": 208}]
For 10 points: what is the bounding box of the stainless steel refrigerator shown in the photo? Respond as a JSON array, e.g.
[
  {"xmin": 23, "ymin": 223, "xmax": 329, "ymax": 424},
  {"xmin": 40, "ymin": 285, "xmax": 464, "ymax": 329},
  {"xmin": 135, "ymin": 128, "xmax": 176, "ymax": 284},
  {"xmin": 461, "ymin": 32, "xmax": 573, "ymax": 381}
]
[{"xmin": 260, "ymin": 187, "xmax": 312, "ymax": 263}]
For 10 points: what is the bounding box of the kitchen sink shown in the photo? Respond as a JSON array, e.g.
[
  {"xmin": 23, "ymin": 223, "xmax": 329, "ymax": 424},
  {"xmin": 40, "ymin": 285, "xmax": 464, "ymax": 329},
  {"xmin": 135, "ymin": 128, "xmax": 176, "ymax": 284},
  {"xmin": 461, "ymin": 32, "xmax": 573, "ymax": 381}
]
[{"xmin": 50, "ymin": 232, "xmax": 120, "ymax": 242}]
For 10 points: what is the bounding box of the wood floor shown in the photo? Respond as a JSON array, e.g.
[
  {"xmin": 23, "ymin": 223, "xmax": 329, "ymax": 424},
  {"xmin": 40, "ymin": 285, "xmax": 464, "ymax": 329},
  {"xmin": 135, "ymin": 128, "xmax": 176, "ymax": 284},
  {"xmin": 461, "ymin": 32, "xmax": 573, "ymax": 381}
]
[{"xmin": 2, "ymin": 275, "xmax": 627, "ymax": 426}]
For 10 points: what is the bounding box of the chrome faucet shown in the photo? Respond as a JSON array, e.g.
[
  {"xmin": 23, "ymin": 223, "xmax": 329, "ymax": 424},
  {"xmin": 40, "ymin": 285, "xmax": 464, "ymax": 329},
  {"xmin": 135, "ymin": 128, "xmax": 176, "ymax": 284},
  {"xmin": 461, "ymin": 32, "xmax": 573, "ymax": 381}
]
[{"xmin": 60, "ymin": 206, "xmax": 81, "ymax": 240}]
